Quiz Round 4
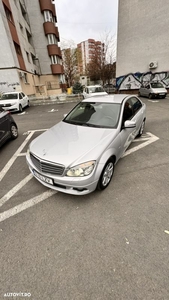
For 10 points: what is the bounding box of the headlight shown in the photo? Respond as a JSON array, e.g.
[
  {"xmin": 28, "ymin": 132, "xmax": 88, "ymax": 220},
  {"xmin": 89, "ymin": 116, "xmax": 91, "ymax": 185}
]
[{"xmin": 66, "ymin": 161, "xmax": 95, "ymax": 177}]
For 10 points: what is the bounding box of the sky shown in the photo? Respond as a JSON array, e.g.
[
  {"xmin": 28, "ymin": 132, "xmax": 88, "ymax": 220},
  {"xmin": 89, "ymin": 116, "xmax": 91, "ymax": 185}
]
[{"xmin": 55, "ymin": 0, "xmax": 119, "ymax": 48}]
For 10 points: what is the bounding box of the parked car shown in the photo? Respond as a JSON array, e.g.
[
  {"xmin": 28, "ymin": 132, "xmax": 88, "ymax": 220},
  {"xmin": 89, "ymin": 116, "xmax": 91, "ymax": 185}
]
[
  {"xmin": 26, "ymin": 94, "xmax": 146, "ymax": 195},
  {"xmin": 83, "ymin": 85, "xmax": 107, "ymax": 98},
  {"xmin": 0, "ymin": 106, "xmax": 18, "ymax": 147},
  {"xmin": 138, "ymin": 81, "xmax": 167, "ymax": 99},
  {"xmin": 0, "ymin": 91, "xmax": 30, "ymax": 112},
  {"xmin": 104, "ymin": 84, "xmax": 116, "ymax": 94}
]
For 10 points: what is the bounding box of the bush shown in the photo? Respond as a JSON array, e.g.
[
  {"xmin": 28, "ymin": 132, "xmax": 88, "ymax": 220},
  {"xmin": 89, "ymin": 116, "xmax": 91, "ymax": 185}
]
[{"xmin": 72, "ymin": 82, "xmax": 83, "ymax": 94}]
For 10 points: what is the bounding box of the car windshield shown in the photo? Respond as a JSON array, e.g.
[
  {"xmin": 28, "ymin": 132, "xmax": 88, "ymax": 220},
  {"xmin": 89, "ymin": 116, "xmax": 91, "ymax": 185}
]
[
  {"xmin": 88, "ymin": 86, "xmax": 104, "ymax": 93},
  {"xmin": 1, "ymin": 93, "xmax": 18, "ymax": 100},
  {"xmin": 151, "ymin": 82, "xmax": 163, "ymax": 88},
  {"xmin": 63, "ymin": 102, "xmax": 121, "ymax": 128}
]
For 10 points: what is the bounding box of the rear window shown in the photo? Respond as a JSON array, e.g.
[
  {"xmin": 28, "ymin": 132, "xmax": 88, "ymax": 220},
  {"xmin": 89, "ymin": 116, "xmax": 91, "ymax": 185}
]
[{"xmin": 151, "ymin": 82, "xmax": 163, "ymax": 88}]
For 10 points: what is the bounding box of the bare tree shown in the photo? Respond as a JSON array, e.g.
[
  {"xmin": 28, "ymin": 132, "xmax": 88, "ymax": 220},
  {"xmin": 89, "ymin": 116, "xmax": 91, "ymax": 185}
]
[
  {"xmin": 87, "ymin": 31, "xmax": 116, "ymax": 85},
  {"xmin": 61, "ymin": 40, "xmax": 82, "ymax": 87}
]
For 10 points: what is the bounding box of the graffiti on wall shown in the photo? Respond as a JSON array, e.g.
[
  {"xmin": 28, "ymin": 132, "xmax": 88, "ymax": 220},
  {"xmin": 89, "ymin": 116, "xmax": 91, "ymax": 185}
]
[{"xmin": 116, "ymin": 71, "xmax": 169, "ymax": 90}]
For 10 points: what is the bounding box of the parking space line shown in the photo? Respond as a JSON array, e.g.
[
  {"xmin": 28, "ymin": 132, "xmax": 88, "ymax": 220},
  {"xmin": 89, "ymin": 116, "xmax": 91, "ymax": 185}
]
[
  {"xmin": 0, "ymin": 173, "xmax": 33, "ymax": 208},
  {"xmin": 123, "ymin": 132, "xmax": 159, "ymax": 157},
  {"xmin": 0, "ymin": 190, "xmax": 57, "ymax": 223},
  {"xmin": 0, "ymin": 131, "xmax": 34, "ymax": 182}
]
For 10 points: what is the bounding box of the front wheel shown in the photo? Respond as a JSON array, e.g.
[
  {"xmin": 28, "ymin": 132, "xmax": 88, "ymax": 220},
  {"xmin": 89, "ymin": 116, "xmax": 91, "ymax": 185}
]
[
  {"xmin": 149, "ymin": 93, "xmax": 153, "ymax": 99},
  {"xmin": 97, "ymin": 158, "xmax": 114, "ymax": 190},
  {"xmin": 10, "ymin": 123, "xmax": 18, "ymax": 139}
]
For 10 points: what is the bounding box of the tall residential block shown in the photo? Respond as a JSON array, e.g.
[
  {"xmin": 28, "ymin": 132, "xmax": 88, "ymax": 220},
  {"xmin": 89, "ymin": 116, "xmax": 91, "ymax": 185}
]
[
  {"xmin": 77, "ymin": 39, "xmax": 105, "ymax": 75},
  {"xmin": 0, "ymin": 0, "xmax": 65, "ymax": 98}
]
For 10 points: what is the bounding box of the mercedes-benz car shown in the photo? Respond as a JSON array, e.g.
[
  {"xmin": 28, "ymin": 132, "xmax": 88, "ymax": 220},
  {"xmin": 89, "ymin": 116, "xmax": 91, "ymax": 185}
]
[{"xmin": 26, "ymin": 94, "xmax": 146, "ymax": 195}]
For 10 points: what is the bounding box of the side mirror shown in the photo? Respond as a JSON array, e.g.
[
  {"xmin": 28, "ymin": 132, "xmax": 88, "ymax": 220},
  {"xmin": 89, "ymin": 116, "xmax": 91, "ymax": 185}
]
[{"xmin": 124, "ymin": 120, "xmax": 136, "ymax": 128}]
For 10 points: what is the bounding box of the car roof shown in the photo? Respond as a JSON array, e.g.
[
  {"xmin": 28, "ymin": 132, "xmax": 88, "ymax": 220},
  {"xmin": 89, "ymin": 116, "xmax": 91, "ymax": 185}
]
[
  {"xmin": 3, "ymin": 91, "xmax": 20, "ymax": 94},
  {"xmin": 82, "ymin": 94, "xmax": 136, "ymax": 104}
]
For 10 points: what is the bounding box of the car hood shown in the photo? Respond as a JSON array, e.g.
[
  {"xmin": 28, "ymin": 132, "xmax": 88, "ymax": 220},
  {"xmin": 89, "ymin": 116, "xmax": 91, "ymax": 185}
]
[
  {"xmin": 30, "ymin": 121, "xmax": 117, "ymax": 167},
  {"xmin": 0, "ymin": 99, "xmax": 18, "ymax": 104}
]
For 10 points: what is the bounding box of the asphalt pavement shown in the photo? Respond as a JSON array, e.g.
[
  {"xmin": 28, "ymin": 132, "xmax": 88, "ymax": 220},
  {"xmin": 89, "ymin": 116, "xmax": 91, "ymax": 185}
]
[{"xmin": 0, "ymin": 95, "xmax": 169, "ymax": 300}]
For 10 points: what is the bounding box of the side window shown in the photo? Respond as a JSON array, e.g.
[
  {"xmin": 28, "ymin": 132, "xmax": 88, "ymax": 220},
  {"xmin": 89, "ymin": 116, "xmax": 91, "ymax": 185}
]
[
  {"xmin": 130, "ymin": 97, "xmax": 142, "ymax": 115},
  {"xmin": 21, "ymin": 93, "xmax": 25, "ymax": 97},
  {"xmin": 122, "ymin": 99, "xmax": 133, "ymax": 124},
  {"xmin": 19, "ymin": 93, "xmax": 22, "ymax": 99}
]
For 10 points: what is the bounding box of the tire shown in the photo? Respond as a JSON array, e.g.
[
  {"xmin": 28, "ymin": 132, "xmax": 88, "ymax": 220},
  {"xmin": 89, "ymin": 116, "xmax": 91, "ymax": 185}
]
[
  {"xmin": 137, "ymin": 119, "xmax": 145, "ymax": 137},
  {"xmin": 27, "ymin": 100, "xmax": 30, "ymax": 107},
  {"xmin": 149, "ymin": 94, "xmax": 152, "ymax": 99},
  {"xmin": 19, "ymin": 104, "xmax": 23, "ymax": 112},
  {"xmin": 10, "ymin": 123, "xmax": 18, "ymax": 139},
  {"xmin": 97, "ymin": 158, "xmax": 115, "ymax": 190}
]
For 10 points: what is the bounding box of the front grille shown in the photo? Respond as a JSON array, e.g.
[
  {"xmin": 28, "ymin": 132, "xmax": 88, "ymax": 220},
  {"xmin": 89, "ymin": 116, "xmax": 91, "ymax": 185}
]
[{"xmin": 30, "ymin": 153, "xmax": 65, "ymax": 176}]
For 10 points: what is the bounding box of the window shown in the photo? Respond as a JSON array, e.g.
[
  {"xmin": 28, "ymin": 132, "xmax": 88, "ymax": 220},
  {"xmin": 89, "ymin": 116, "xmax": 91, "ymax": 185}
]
[
  {"xmin": 130, "ymin": 97, "xmax": 142, "ymax": 115},
  {"xmin": 4, "ymin": 6, "xmax": 13, "ymax": 22},
  {"xmin": 26, "ymin": 29, "xmax": 32, "ymax": 45},
  {"xmin": 14, "ymin": 42, "xmax": 22, "ymax": 55},
  {"xmin": 47, "ymin": 34, "xmax": 57, "ymax": 45},
  {"xmin": 23, "ymin": 73, "xmax": 28, "ymax": 84},
  {"xmin": 51, "ymin": 55, "xmax": 58, "ymax": 64},
  {"xmin": 44, "ymin": 10, "xmax": 54, "ymax": 22},
  {"xmin": 26, "ymin": 51, "xmax": 30, "ymax": 63}
]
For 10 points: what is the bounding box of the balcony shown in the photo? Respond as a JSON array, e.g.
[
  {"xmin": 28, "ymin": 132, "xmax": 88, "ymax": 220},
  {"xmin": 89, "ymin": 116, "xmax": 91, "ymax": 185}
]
[
  {"xmin": 43, "ymin": 22, "xmax": 60, "ymax": 40},
  {"xmin": 47, "ymin": 44, "xmax": 61, "ymax": 57},
  {"xmin": 39, "ymin": 0, "xmax": 56, "ymax": 16},
  {"xmin": 51, "ymin": 64, "xmax": 64, "ymax": 74}
]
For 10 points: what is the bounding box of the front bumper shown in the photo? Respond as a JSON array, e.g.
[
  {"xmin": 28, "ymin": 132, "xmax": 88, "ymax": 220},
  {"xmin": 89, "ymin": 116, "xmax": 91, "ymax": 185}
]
[
  {"xmin": 26, "ymin": 152, "xmax": 99, "ymax": 195},
  {"xmin": 2, "ymin": 104, "xmax": 19, "ymax": 112}
]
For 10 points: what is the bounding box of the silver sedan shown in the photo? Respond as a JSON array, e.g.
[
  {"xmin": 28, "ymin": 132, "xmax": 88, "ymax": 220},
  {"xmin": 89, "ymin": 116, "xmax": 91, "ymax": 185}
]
[{"xmin": 26, "ymin": 95, "xmax": 146, "ymax": 195}]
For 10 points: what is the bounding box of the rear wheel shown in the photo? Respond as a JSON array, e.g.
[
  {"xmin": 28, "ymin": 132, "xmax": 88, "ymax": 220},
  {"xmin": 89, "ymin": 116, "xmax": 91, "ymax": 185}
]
[
  {"xmin": 10, "ymin": 123, "xmax": 18, "ymax": 139},
  {"xmin": 19, "ymin": 104, "xmax": 23, "ymax": 112},
  {"xmin": 97, "ymin": 158, "xmax": 115, "ymax": 190}
]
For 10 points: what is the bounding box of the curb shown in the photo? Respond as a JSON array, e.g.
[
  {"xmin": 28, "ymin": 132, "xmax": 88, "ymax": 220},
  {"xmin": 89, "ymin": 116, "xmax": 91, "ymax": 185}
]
[{"xmin": 30, "ymin": 97, "xmax": 82, "ymax": 106}]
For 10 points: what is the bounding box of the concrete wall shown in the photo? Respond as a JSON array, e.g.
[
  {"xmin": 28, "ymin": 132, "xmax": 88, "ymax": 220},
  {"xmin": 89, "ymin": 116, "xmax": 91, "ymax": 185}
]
[{"xmin": 116, "ymin": 0, "xmax": 169, "ymax": 90}]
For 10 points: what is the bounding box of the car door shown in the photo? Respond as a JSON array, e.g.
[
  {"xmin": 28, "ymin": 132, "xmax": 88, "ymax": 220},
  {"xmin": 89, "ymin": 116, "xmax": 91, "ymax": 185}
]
[
  {"xmin": 21, "ymin": 92, "xmax": 27, "ymax": 107},
  {"xmin": 145, "ymin": 84, "xmax": 150, "ymax": 97},
  {"xmin": 0, "ymin": 107, "xmax": 10, "ymax": 146},
  {"xmin": 117, "ymin": 98, "xmax": 137, "ymax": 156},
  {"xmin": 130, "ymin": 96, "xmax": 145, "ymax": 135},
  {"xmin": 19, "ymin": 93, "xmax": 25, "ymax": 108}
]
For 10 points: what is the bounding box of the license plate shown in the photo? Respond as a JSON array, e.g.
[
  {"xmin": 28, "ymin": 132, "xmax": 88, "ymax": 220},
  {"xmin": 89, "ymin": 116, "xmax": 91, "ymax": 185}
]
[{"xmin": 33, "ymin": 170, "xmax": 53, "ymax": 185}]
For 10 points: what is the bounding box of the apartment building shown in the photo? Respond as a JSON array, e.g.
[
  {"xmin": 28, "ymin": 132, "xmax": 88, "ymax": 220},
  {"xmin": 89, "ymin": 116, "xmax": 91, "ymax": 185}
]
[
  {"xmin": 0, "ymin": 0, "xmax": 65, "ymax": 98},
  {"xmin": 116, "ymin": 0, "xmax": 169, "ymax": 91},
  {"xmin": 77, "ymin": 39, "xmax": 105, "ymax": 75}
]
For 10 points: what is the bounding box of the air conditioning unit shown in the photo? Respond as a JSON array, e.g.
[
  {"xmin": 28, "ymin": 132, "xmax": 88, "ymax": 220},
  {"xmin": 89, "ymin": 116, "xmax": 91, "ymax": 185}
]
[
  {"xmin": 149, "ymin": 61, "xmax": 158, "ymax": 69},
  {"xmin": 19, "ymin": 71, "xmax": 24, "ymax": 78}
]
